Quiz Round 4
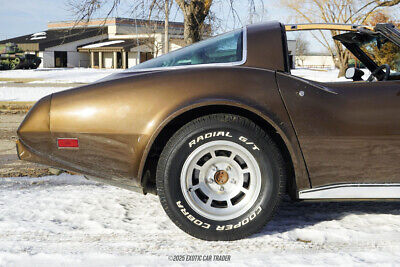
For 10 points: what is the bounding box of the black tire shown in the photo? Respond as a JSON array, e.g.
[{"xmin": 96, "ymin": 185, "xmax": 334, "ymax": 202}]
[{"xmin": 156, "ymin": 114, "xmax": 286, "ymax": 241}]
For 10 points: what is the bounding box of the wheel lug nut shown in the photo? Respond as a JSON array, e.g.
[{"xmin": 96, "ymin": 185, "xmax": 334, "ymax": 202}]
[
  {"xmin": 226, "ymin": 166, "xmax": 231, "ymax": 171},
  {"xmin": 208, "ymin": 178, "xmax": 214, "ymax": 183},
  {"xmin": 231, "ymin": 179, "xmax": 236, "ymax": 184},
  {"xmin": 219, "ymin": 186, "xmax": 224, "ymax": 192}
]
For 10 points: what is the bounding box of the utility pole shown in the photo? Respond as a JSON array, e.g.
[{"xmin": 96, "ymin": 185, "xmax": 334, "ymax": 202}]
[{"xmin": 164, "ymin": 0, "xmax": 169, "ymax": 54}]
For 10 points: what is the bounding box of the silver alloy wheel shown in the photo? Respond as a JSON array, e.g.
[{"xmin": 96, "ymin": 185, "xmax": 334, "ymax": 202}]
[{"xmin": 180, "ymin": 140, "xmax": 262, "ymax": 221}]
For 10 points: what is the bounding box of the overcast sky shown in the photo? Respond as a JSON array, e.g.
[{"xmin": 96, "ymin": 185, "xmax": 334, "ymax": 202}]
[
  {"xmin": 0, "ymin": 0, "xmax": 73, "ymax": 40},
  {"xmin": 4, "ymin": 0, "xmax": 398, "ymax": 53},
  {"xmin": 0, "ymin": 0, "xmax": 289, "ymax": 40}
]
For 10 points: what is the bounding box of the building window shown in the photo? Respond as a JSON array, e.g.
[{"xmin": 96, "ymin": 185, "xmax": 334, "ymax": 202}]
[
  {"xmin": 139, "ymin": 52, "xmax": 154, "ymax": 64},
  {"xmin": 93, "ymin": 52, "xmax": 99, "ymax": 67}
]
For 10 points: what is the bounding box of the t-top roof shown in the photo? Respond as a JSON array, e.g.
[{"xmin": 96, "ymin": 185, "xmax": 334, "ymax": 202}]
[{"xmin": 285, "ymin": 23, "xmax": 374, "ymax": 32}]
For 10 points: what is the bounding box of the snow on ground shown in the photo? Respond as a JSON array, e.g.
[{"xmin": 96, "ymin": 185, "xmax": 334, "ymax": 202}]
[
  {"xmin": 0, "ymin": 68, "xmax": 121, "ymax": 84},
  {"xmin": 291, "ymin": 68, "xmax": 348, "ymax": 82},
  {"xmin": 0, "ymin": 86, "xmax": 72, "ymax": 102},
  {"xmin": 291, "ymin": 68, "xmax": 372, "ymax": 82},
  {"xmin": 0, "ymin": 68, "xmax": 363, "ymax": 102},
  {"xmin": 0, "ymin": 68, "xmax": 122, "ymax": 102},
  {"xmin": 2, "ymin": 174, "xmax": 400, "ymax": 266}
]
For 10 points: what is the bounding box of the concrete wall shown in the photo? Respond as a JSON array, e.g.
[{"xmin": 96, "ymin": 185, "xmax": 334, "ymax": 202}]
[
  {"xmin": 43, "ymin": 35, "xmax": 106, "ymax": 68},
  {"xmin": 35, "ymin": 24, "xmax": 186, "ymax": 69},
  {"xmin": 67, "ymin": 52, "xmax": 90, "ymax": 68},
  {"xmin": 127, "ymin": 52, "xmax": 140, "ymax": 68},
  {"xmin": 296, "ymin": 55, "xmax": 335, "ymax": 69},
  {"xmin": 37, "ymin": 52, "xmax": 44, "ymax": 68},
  {"xmin": 39, "ymin": 51, "xmax": 91, "ymax": 68},
  {"xmin": 287, "ymin": 40, "xmax": 296, "ymax": 56},
  {"xmin": 41, "ymin": 51, "xmax": 55, "ymax": 68},
  {"xmin": 110, "ymin": 24, "xmax": 183, "ymax": 36},
  {"xmin": 170, "ymin": 42, "xmax": 182, "ymax": 52},
  {"xmin": 103, "ymin": 52, "xmax": 113, "ymax": 68},
  {"xmin": 45, "ymin": 35, "xmax": 106, "ymax": 52}
]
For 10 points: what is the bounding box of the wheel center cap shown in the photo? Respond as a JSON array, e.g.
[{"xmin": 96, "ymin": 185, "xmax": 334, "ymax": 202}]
[{"xmin": 214, "ymin": 170, "xmax": 229, "ymax": 185}]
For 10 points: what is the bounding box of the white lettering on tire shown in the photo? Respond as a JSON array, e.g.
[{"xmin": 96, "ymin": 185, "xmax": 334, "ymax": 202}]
[
  {"xmin": 188, "ymin": 131, "xmax": 232, "ymax": 147},
  {"xmin": 176, "ymin": 201, "xmax": 262, "ymax": 231},
  {"xmin": 176, "ymin": 201, "xmax": 210, "ymax": 229},
  {"xmin": 216, "ymin": 206, "xmax": 262, "ymax": 231},
  {"xmin": 239, "ymin": 136, "xmax": 260, "ymax": 151},
  {"xmin": 188, "ymin": 132, "xmax": 260, "ymax": 152}
]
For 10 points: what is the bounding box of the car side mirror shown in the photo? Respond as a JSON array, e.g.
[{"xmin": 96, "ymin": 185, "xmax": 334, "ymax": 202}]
[{"xmin": 345, "ymin": 67, "xmax": 365, "ymax": 81}]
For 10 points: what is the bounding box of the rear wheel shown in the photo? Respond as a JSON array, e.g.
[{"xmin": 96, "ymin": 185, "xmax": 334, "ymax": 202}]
[{"xmin": 156, "ymin": 114, "xmax": 286, "ymax": 240}]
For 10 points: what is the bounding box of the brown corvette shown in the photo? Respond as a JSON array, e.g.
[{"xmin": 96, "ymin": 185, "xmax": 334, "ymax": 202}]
[{"xmin": 16, "ymin": 21, "xmax": 400, "ymax": 240}]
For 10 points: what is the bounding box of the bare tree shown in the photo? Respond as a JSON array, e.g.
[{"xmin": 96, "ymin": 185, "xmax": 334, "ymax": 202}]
[
  {"xmin": 164, "ymin": 0, "xmax": 170, "ymax": 53},
  {"xmin": 67, "ymin": 0, "xmax": 268, "ymax": 46},
  {"xmin": 175, "ymin": 0, "xmax": 212, "ymax": 44},
  {"xmin": 295, "ymin": 34, "xmax": 309, "ymax": 67},
  {"xmin": 67, "ymin": 0, "xmax": 211, "ymax": 45},
  {"xmin": 349, "ymin": 0, "xmax": 400, "ymax": 23},
  {"xmin": 247, "ymin": 0, "xmax": 266, "ymax": 24},
  {"xmin": 281, "ymin": 0, "xmax": 400, "ymax": 76}
]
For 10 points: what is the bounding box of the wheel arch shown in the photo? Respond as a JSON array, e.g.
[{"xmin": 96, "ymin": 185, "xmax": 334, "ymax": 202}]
[{"xmin": 140, "ymin": 103, "xmax": 299, "ymax": 198}]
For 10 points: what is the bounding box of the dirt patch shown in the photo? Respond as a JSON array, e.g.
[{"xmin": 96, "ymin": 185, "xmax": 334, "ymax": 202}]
[
  {"xmin": 0, "ymin": 101, "xmax": 33, "ymax": 114},
  {"xmin": 0, "ymin": 78, "xmax": 44, "ymax": 83},
  {"xmin": 1, "ymin": 168, "xmax": 53, "ymax": 177},
  {"xmin": 0, "ymin": 113, "xmax": 58, "ymax": 178}
]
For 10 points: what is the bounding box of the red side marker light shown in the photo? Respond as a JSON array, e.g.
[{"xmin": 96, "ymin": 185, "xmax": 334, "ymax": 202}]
[{"xmin": 57, "ymin": 138, "xmax": 79, "ymax": 148}]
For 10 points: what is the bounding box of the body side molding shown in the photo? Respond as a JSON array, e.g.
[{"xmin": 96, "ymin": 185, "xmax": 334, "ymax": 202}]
[{"xmin": 299, "ymin": 184, "xmax": 400, "ymax": 199}]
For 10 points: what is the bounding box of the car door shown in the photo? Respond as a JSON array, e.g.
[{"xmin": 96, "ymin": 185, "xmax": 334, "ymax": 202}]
[{"xmin": 276, "ymin": 73, "xmax": 400, "ymax": 188}]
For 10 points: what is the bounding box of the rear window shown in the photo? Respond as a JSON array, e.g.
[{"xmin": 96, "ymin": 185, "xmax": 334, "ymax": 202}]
[{"xmin": 128, "ymin": 28, "xmax": 245, "ymax": 70}]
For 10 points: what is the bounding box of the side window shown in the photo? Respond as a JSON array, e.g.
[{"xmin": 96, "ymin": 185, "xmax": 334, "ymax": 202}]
[
  {"xmin": 286, "ymin": 31, "xmax": 369, "ymax": 82},
  {"xmin": 129, "ymin": 28, "xmax": 244, "ymax": 70}
]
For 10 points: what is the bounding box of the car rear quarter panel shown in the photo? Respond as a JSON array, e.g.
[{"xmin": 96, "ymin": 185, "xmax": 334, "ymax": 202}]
[{"xmin": 48, "ymin": 67, "xmax": 309, "ymax": 190}]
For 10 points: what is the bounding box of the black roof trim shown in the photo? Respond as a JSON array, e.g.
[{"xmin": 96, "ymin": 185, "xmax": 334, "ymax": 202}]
[{"xmin": 0, "ymin": 27, "xmax": 108, "ymax": 50}]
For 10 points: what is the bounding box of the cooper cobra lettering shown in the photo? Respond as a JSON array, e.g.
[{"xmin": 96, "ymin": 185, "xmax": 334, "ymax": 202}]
[
  {"xmin": 177, "ymin": 201, "xmax": 262, "ymax": 231},
  {"xmin": 176, "ymin": 201, "xmax": 210, "ymax": 229},
  {"xmin": 216, "ymin": 206, "xmax": 262, "ymax": 231}
]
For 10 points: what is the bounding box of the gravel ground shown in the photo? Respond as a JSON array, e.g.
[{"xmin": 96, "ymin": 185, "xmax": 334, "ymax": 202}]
[{"xmin": 0, "ymin": 113, "xmax": 51, "ymax": 177}]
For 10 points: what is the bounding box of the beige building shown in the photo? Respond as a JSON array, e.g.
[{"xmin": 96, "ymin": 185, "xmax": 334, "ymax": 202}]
[
  {"xmin": 0, "ymin": 18, "xmax": 186, "ymax": 69},
  {"xmin": 295, "ymin": 52, "xmax": 336, "ymax": 69}
]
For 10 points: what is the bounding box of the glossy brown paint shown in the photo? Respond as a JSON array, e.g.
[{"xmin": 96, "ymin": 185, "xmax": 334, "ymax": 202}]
[
  {"xmin": 277, "ymin": 72, "xmax": 400, "ymax": 187},
  {"xmin": 18, "ymin": 21, "xmax": 400, "ymax": 197},
  {"xmin": 17, "ymin": 21, "xmax": 312, "ymax": 193},
  {"xmin": 18, "ymin": 67, "xmax": 309, "ymax": 189},
  {"xmin": 244, "ymin": 22, "xmax": 287, "ymax": 71}
]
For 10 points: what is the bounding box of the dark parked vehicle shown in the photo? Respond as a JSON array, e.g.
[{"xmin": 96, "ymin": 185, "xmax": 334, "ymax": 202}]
[
  {"xmin": 16, "ymin": 22, "xmax": 400, "ymax": 240},
  {"xmin": 0, "ymin": 43, "xmax": 41, "ymax": 70}
]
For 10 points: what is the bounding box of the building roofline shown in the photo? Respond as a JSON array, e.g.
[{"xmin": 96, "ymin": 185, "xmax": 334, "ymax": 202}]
[
  {"xmin": 0, "ymin": 27, "xmax": 108, "ymax": 51},
  {"xmin": 47, "ymin": 17, "xmax": 185, "ymax": 29}
]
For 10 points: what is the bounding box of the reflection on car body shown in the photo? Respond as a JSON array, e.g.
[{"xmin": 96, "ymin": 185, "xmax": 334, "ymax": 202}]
[{"xmin": 16, "ymin": 21, "xmax": 400, "ymax": 240}]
